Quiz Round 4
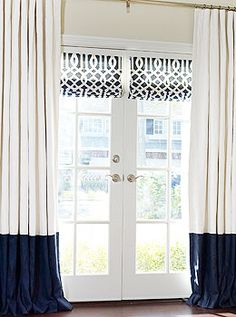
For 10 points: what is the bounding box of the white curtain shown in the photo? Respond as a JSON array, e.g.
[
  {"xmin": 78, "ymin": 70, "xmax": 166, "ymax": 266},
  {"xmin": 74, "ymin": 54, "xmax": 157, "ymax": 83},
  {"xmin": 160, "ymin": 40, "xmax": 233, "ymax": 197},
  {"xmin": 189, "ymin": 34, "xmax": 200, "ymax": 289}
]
[
  {"xmin": 0, "ymin": 0, "xmax": 60, "ymax": 235},
  {"xmin": 188, "ymin": 9, "xmax": 236, "ymax": 308},
  {"xmin": 190, "ymin": 9, "xmax": 236, "ymax": 235},
  {"xmin": 0, "ymin": 1, "xmax": 72, "ymax": 314}
]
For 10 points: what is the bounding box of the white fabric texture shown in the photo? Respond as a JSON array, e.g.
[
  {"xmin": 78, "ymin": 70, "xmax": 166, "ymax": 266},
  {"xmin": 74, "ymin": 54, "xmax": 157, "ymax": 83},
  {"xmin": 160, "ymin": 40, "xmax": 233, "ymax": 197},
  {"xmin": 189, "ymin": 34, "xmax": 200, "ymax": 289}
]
[
  {"xmin": 190, "ymin": 9, "xmax": 236, "ymax": 234},
  {"xmin": 0, "ymin": 0, "xmax": 61, "ymax": 236}
]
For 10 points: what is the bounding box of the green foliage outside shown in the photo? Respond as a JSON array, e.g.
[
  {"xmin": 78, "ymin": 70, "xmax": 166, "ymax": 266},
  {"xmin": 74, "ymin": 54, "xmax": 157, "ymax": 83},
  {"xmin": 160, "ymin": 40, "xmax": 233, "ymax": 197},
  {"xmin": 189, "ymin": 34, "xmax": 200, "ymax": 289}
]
[
  {"xmin": 136, "ymin": 242, "xmax": 166, "ymax": 272},
  {"xmin": 137, "ymin": 174, "xmax": 166, "ymax": 220},
  {"xmin": 60, "ymin": 245, "xmax": 73, "ymax": 275},
  {"xmin": 59, "ymin": 171, "xmax": 186, "ymax": 275},
  {"xmin": 136, "ymin": 241, "xmax": 186, "ymax": 273},
  {"xmin": 60, "ymin": 243, "xmax": 108, "ymax": 275},
  {"xmin": 171, "ymin": 183, "xmax": 182, "ymax": 220},
  {"xmin": 170, "ymin": 241, "xmax": 187, "ymax": 272},
  {"xmin": 77, "ymin": 244, "xmax": 108, "ymax": 274},
  {"xmin": 137, "ymin": 174, "xmax": 182, "ymax": 220},
  {"xmin": 60, "ymin": 241, "xmax": 186, "ymax": 275}
]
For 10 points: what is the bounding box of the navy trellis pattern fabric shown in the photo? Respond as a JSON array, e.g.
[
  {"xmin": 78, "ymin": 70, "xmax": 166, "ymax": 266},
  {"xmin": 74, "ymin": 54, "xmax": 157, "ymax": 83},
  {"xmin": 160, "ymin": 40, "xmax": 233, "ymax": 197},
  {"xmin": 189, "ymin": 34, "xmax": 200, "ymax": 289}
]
[
  {"xmin": 129, "ymin": 57, "xmax": 192, "ymax": 101},
  {"xmin": 61, "ymin": 52, "xmax": 123, "ymax": 98}
]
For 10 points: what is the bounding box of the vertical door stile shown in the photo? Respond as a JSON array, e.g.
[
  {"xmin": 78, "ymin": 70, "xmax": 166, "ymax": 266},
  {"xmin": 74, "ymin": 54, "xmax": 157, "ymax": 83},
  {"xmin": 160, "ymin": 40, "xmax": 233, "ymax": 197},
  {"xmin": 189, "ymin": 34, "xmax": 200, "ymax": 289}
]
[{"xmin": 122, "ymin": 51, "xmax": 138, "ymax": 299}]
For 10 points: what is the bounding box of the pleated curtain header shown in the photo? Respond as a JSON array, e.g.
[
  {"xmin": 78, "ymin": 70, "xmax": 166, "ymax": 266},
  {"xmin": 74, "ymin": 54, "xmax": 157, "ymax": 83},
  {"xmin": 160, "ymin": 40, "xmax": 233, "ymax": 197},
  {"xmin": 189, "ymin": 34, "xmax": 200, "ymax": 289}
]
[{"xmin": 61, "ymin": 52, "xmax": 192, "ymax": 101}]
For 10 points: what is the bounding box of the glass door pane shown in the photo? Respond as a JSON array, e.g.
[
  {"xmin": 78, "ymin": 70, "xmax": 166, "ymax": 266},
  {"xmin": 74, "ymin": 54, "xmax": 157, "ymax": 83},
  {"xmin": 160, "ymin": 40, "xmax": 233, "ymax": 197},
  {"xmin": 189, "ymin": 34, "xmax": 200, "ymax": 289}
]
[
  {"xmin": 58, "ymin": 96, "xmax": 124, "ymax": 301},
  {"xmin": 123, "ymin": 99, "xmax": 191, "ymax": 299}
]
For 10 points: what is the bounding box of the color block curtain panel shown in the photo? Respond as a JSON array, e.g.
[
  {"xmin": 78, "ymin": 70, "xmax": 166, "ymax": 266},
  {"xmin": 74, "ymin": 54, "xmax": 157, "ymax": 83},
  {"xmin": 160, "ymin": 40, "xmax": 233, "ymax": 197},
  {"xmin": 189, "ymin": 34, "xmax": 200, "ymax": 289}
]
[
  {"xmin": 0, "ymin": 0, "xmax": 72, "ymax": 315},
  {"xmin": 188, "ymin": 8, "xmax": 236, "ymax": 308}
]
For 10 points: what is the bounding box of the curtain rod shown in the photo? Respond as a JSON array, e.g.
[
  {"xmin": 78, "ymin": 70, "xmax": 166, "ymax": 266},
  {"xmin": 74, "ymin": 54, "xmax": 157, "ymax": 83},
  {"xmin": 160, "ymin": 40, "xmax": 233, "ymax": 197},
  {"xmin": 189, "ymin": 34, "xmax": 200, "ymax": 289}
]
[{"xmin": 98, "ymin": 0, "xmax": 236, "ymax": 12}]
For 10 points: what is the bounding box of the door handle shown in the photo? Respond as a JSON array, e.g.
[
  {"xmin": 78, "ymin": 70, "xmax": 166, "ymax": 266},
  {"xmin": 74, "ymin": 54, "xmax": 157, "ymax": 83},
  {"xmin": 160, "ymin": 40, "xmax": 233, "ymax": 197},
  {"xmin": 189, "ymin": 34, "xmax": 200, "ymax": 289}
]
[
  {"xmin": 106, "ymin": 174, "xmax": 122, "ymax": 183},
  {"xmin": 127, "ymin": 174, "xmax": 144, "ymax": 183}
]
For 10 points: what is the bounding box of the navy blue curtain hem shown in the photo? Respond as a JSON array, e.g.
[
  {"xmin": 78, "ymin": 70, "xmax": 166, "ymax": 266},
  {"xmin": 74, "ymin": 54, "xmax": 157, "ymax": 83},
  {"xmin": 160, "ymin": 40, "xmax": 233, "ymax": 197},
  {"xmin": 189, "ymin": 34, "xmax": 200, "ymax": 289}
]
[
  {"xmin": 188, "ymin": 233, "xmax": 236, "ymax": 309},
  {"xmin": 0, "ymin": 298, "xmax": 73, "ymax": 316},
  {"xmin": 187, "ymin": 294, "xmax": 236, "ymax": 309},
  {"xmin": 0, "ymin": 233, "xmax": 73, "ymax": 316}
]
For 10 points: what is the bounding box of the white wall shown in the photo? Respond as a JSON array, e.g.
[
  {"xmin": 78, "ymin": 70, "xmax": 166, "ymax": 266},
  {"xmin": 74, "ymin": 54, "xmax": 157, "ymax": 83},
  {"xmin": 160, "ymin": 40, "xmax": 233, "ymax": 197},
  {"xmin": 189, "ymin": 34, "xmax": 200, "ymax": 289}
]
[{"xmin": 62, "ymin": 0, "xmax": 236, "ymax": 43}]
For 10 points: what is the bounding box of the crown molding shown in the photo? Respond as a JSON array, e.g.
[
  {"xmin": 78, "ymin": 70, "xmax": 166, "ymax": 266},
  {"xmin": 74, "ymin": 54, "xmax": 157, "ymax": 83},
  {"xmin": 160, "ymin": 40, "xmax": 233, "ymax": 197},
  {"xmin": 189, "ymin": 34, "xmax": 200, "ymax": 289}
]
[{"xmin": 62, "ymin": 34, "xmax": 192, "ymax": 56}]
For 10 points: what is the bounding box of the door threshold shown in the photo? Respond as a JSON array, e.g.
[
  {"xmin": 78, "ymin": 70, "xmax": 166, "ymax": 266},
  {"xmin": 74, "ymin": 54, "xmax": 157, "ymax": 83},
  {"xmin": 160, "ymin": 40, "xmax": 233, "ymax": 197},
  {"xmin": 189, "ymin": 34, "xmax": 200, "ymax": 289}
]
[{"xmin": 73, "ymin": 299, "xmax": 187, "ymax": 306}]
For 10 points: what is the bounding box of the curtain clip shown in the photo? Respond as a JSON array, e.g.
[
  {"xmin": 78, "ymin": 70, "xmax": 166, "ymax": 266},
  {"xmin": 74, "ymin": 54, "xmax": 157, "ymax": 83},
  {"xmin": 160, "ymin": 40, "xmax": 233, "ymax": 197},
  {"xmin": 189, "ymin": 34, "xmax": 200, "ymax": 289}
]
[{"xmin": 126, "ymin": 0, "xmax": 131, "ymax": 13}]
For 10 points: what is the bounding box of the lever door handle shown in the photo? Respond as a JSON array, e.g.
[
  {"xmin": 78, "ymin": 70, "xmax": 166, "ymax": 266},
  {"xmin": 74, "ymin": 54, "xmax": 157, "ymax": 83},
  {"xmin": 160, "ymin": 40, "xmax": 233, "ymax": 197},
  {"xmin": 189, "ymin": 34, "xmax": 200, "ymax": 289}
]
[
  {"xmin": 106, "ymin": 174, "xmax": 122, "ymax": 183},
  {"xmin": 127, "ymin": 174, "xmax": 144, "ymax": 183}
]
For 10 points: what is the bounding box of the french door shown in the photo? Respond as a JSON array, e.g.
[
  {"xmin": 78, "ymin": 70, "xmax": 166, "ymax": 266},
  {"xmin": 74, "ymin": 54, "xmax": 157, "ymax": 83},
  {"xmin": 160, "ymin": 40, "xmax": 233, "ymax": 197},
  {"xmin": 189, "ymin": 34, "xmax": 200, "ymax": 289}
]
[
  {"xmin": 58, "ymin": 96, "xmax": 124, "ymax": 301},
  {"xmin": 58, "ymin": 48, "xmax": 191, "ymax": 301},
  {"xmin": 58, "ymin": 94, "xmax": 191, "ymax": 301},
  {"xmin": 122, "ymin": 98, "xmax": 191, "ymax": 299}
]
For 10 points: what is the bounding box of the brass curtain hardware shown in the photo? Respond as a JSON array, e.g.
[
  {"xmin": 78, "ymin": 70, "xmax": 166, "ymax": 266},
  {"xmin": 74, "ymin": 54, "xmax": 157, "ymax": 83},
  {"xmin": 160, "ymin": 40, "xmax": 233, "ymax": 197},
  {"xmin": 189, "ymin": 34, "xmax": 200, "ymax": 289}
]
[
  {"xmin": 126, "ymin": 0, "xmax": 131, "ymax": 12},
  {"xmin": 98, "ymin": 0, "xmax": 236, "ymax": 12}
]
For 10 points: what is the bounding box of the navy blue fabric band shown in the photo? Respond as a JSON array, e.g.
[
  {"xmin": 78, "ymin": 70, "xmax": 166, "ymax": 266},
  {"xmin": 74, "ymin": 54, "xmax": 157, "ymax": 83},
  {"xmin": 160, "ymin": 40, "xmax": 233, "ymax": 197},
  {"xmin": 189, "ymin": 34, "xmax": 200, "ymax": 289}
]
[
  {"xmin": 0, "ymin": 233, "xmax": 72, "ymax": 316},
  {"xmin": 188, "ymin": 233, "xmax": 236, "ymax": 308}
]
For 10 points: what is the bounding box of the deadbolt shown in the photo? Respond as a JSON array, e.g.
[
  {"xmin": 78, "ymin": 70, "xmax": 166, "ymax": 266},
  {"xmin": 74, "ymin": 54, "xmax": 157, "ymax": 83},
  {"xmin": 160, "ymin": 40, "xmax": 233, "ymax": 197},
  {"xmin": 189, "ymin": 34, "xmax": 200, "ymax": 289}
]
[{"xmin": 112, "ymin": 154, "xmax": 120, "ymax": 164}]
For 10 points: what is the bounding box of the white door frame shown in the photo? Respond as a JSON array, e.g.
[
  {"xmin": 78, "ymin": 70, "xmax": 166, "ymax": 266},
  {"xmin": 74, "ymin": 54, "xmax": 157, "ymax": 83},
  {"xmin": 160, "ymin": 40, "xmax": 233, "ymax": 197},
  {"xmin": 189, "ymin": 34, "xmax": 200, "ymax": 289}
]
[
  {"xmin": 61, "ymin": 35, "xmax": 192, "ymax": 56},
  {"xmin": 60, "ymin": 38, "xmax": 192, "ymax": 301}
]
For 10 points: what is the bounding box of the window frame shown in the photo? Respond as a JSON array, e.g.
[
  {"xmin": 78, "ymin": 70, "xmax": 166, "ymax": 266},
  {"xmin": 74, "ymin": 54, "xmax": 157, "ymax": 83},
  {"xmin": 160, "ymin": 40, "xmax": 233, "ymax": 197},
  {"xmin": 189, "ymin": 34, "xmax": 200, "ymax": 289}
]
[{"xmin": 173, "ymin": 120, "xmax": 182, "ymax": 136}]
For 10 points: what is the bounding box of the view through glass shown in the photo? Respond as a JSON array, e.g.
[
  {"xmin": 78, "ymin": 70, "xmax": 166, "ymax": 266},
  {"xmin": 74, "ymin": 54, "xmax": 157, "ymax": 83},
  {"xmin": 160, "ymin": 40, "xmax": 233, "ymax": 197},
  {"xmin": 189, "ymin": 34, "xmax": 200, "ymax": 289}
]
[
  {"xmin": 58, "ymin": 97, "xmax": 191, "ymax": 277},
  {"xmin": 136, "ymin": 100, "xmax": 191, "ymax": 273},
  {"xmin": 58, "ymin": 96, "xmax": 111, "ymax": 275}
]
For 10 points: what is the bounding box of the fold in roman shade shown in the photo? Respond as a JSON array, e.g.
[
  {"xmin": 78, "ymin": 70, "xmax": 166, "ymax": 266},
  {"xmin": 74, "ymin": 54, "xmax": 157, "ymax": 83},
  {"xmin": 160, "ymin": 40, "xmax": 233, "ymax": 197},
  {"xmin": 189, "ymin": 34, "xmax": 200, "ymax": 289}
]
[
  {"xmin": 129, "ymin": 57, "xmax": 192, "ymax": 101},
  {"xmin": 61, "ymin": 52, "xmax": 123, "ymax": 98}
]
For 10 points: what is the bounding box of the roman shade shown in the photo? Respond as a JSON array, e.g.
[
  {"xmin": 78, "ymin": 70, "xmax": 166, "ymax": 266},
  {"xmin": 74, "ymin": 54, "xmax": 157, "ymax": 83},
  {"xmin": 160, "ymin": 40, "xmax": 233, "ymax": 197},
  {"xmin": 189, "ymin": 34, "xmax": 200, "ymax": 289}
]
[
  {"xmin": 61, "ymin": 52, "xmax": 123, "ymax": 98},
  {"xmin": 129, "ymin": 57, "xmax": 192, "ymax": 101}
]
